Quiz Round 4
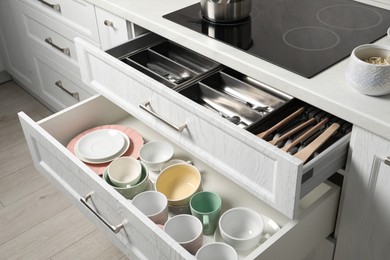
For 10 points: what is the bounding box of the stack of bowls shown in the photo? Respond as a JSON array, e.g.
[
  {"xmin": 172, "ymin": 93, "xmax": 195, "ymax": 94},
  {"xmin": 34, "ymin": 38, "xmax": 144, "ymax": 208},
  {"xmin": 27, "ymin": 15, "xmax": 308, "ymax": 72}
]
[
  {"xmin": 155, "ymin": 163, "xmax": 202, "ymax": 214},
  {"xmin": 103, "ymin": 157, "xmax": 150, "ymax": 199}
]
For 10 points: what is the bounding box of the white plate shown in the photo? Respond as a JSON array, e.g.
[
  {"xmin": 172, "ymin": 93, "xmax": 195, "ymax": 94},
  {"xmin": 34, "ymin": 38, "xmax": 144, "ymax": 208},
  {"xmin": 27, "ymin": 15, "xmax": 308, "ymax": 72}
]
[{"xmin": 75, "ymin": 129, "xmax": 130, "ymax": 163}]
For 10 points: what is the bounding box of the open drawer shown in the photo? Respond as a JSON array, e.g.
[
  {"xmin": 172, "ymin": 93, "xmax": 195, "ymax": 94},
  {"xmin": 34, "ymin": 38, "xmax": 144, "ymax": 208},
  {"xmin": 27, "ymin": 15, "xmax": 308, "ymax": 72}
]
[
  {"xmin": 19, "ymin": 95, "xmax": 340, "ymax": 260},
  {"xmin": 75, "ymin": 33, "xmax": 349, "ymax": 219}
]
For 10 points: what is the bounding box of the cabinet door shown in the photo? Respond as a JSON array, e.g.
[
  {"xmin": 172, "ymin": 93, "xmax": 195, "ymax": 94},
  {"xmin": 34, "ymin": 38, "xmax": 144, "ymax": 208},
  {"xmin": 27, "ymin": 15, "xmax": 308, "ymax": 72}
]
[
  {"xmin": 334, "ymin": 126, "xmax": 390, "ymax": 260},
  {"xmin": 0, "ymin": 0, "xmax": 35, "ymax": 91}
]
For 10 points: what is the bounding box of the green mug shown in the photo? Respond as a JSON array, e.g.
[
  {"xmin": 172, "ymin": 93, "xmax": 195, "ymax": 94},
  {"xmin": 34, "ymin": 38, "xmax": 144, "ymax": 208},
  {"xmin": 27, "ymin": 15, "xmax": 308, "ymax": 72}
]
[{"xmin": 190, "ymin": 191, "xmax": 222, "ymax": 235}]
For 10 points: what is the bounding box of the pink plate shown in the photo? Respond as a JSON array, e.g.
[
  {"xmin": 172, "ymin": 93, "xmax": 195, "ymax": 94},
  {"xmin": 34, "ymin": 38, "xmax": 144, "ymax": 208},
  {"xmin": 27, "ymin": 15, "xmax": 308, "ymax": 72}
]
[{"xmin": 67, "ymin": 125, "xmax": 144, "ymax": 176}]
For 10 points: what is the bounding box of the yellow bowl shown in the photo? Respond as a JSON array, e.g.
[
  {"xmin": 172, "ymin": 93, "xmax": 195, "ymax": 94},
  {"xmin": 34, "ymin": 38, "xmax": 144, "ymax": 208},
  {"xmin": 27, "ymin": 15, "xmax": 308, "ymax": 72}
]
[{"xmin": 155, "ymin": 164, "xmax": 202, "ymax": 206}]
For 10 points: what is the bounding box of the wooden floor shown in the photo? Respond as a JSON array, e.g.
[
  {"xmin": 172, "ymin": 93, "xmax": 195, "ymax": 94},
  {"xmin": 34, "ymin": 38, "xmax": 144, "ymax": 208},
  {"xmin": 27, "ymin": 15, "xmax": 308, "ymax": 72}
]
[{"xmin": 0, "ymin": 81, "xmax": 126, "ymax": 259}]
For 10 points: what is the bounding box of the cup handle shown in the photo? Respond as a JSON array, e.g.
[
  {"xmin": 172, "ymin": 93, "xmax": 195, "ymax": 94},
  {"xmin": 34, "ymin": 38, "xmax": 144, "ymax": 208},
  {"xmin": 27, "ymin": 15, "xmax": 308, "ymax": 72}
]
[{"xmin": 203, "ymin": 215, "xmax": 210, "ymax": 229}]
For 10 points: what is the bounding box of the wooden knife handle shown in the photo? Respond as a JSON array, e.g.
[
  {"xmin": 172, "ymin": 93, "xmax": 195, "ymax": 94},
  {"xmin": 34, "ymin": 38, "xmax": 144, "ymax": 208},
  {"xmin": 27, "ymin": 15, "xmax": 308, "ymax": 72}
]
[
  {"xmin": 269, "ymin": 118, "xmax": 317, "ymax": 146},
  {"xmin": 257, "ymin": 107, "xmax": 305, "ymax": 139},
  {"xmin": 294, "ymin": 123, "xmax": 340, "ymax": 163},
  {"xmin": 281, "ymin": 118, "xmax": 329, "ymax": 152}
]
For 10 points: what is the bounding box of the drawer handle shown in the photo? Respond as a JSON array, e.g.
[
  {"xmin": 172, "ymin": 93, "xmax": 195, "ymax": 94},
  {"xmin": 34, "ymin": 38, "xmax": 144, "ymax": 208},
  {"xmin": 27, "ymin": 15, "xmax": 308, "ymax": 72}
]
[
  {"xmin": 104, "ymin": 20, "xmax": 116, "ymax": 29},
  {"xmin": 140, "ymin": 101, "xmax": 187, "ymax": 132},
  {"xmin": 80, "ymin": 192, "xmax": 126, "ymax": 234},
  {"xmin": 55, "ymin": 80, "xmax": 80, "ymax": 101},
  {"xmin": 385, "ymin": 157, "xmax": 390, "ymax": 166},
  {"xmin": 45, "ymin": 37, "xmax": 70, "ymax": 57},
  {"xmin": 37, "ymin": 0, "xmax": 61, "ymax": 12}
]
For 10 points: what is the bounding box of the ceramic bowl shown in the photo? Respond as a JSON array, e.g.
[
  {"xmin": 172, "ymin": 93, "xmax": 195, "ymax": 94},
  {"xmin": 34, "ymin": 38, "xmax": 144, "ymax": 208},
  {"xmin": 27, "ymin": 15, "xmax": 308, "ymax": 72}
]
[
  {"xmin": 155, "ymin": 164, "xmax": 202, "ymax": 206},
  {"xmin": 103, "ymin": 161, "xmax": 150, "ymax": 199},
  {"xmin": 160, "ymin": 159, "xmax": 193, "ymax": 172},
  {"xmin": 107, "ymin": 157, "xmax": 142, "ymax": 187},
  {"xmin": 219, "ymin": 207, "xmax": 264, "ymax": 251},
  {"xmin": 345, "ymin": 44, "xmax": 390, "ymax": 96},
  {"xmin": 139, "ymin": 141, "xmax": 174, "ymax": 171}
]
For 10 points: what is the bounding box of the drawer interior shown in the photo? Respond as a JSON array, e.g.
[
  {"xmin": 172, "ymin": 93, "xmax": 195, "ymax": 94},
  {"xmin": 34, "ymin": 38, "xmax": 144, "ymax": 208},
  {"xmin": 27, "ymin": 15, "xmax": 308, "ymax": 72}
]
[
  {"xmin": 34, "ymin": 95, "xmax": 340, "ymax": 259},
  {"xmin": 107, "ymin": 32, "xmax": 220, "ymax": 88}
]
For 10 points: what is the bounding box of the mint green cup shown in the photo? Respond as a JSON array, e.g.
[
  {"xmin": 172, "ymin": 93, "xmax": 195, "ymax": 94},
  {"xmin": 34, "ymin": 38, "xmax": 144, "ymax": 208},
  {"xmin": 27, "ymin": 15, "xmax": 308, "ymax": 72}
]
[{"xmin": 190, "ymin": 191, "xmax": 222, "ymax": 235}]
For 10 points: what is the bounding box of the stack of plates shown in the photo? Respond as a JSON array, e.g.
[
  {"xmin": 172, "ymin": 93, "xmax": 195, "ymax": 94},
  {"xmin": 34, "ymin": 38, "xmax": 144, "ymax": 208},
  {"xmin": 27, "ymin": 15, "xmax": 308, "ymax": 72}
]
[
  {"xmin": 66, "ymin": 125, "xmax": 144, "ymax": 176},
  {"xmin": 74, "ymin": 129, "xmax": 130, "ymax": 164}
]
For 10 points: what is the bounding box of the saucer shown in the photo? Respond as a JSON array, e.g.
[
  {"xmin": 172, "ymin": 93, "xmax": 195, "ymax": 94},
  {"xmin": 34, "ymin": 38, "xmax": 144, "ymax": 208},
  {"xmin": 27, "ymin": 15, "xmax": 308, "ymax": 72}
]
[{"xmin": 67, "ymin": 125, "xmax": 144, "ymax": 175}]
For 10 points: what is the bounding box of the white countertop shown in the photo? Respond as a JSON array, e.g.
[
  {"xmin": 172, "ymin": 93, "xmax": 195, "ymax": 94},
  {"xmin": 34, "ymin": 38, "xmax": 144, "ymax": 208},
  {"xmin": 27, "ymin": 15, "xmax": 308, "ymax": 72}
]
[{"xmin": 87, "ymin": 0, "xmax": 390, "ymax": 140}]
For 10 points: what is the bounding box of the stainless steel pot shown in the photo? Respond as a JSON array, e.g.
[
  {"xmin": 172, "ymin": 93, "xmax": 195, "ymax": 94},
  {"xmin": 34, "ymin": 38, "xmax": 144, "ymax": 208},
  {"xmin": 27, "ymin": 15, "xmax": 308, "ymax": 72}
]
[{"xmin": 200, "ymin": 0, "xmax": 251, "ymax": 23}]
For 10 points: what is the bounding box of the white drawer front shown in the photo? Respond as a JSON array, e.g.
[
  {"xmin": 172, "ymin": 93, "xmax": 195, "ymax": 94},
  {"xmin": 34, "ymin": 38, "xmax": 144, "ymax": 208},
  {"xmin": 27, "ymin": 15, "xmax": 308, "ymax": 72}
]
[
  {"xmin": 18, "ymin": 95, "xmax": 340, "ymax": 260},
  {"xmin": 95, "ymin": 7, "xmax": 132, "ymax": 50},
  {"xmin": 75, "ymin": 36, "xmax": 349, "ymax": 219},
  {"xmin": 32, "ymin": 52, "xmax": 91, "ymax": 111},
  {"xmin": 25, "ymin": 0, "xmax": 99, "ymax": 42}
]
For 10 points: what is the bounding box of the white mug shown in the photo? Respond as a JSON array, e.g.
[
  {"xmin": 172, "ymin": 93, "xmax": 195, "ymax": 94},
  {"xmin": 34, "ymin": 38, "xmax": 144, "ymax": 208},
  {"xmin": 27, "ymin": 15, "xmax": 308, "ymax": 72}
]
[
  {"xmin": 196, "ymin": 242, "xmax": 238, "ymax": 260},
  {"xmin": 132, "ymin": 191, "xmax": 168, "ymax": 225}
]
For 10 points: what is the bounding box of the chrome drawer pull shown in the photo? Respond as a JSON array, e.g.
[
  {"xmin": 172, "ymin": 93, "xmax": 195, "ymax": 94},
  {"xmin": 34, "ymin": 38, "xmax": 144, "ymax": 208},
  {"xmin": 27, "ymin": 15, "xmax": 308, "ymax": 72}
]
[
  {"xmin": 55, "ymin": 80, "xmax": 80, "ymax": 101},
  {"xmin": 385, "ymin": 157, "xmax": 390, "ymax": 166},
  {"xmin": 140, "ymin": 101, "xmax": 187, "ymax": 132},
  {"xmin": 104, "ymin": 20, "xmax": 116, "ymax": 29},
  {"xmin": 80, "ymin": 192, "xmax": 126, "ymax": 234},
  {"xmin": 37, "ymin": 0, "xmax": 61, "ymax": 12},
  {"xmin": 45, "ymin": 37, "xmax": 70, "ymax": 56}
]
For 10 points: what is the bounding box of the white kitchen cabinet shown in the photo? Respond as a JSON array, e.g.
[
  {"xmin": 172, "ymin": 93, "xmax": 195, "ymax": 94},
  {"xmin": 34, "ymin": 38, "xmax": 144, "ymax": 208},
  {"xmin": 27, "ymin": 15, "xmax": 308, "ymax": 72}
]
[
  {"xmin": 18, "ymin": 94, "xmax": 340, "ymax": 260},
  {"xmin": 304, "ymin": 237, "xmax": 335, "ymax": 260},
  {"xmin": 95, "ymin": 7, "xmax": 133, "ymax": 50},
  {"xmin": 75, "ymin": 34, "xmax": 350, "ymax": 219},
  {"xmin": 0, "ymin": 0, "xmax": 36, "ymax": 92},
  {"xmin": 334, "ymin": 126, "xmax": 390, "ymax": 260}
]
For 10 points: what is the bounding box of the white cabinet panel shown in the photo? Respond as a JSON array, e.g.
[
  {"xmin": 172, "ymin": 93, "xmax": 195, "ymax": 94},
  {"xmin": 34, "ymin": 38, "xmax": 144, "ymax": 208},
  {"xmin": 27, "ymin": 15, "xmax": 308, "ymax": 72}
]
[
  {"xmin": 96, "ymin": 7, "xmax": 132, "ymax": 50},
  {"xmin": 335, "ymin": 126, "xmax": 390, "ymax": 260},
  {"xmin": 18, "ymin": 95, "xmax": 340, "ymax": 260}
]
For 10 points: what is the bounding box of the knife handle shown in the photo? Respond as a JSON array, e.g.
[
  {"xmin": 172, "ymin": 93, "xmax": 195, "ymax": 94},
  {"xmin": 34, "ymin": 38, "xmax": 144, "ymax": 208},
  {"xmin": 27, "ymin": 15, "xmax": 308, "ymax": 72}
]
[
  {"xmin": 257, "ymin": 107, "xmax": 305, "ymax": 139},
  {"xmin": 294, "ymin": 123, "xmax": 340, "ymax": 163}
]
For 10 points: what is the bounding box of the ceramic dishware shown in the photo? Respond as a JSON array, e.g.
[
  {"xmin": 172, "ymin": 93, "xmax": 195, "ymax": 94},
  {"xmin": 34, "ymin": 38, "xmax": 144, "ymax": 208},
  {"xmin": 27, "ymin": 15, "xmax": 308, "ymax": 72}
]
[
  {"xmin": 139, "ymin": 141, "xmax": 174, "ymax": 171},
  {"xmin": 155, "ymin": 164, "xmax": 202, "ymax": 206},
  {"xmin": 132, "ymin": 191, "xmax": 168, "ymax": 225},
  {"xmin": 160, "ymin": 159, "xmax": 193, "ymax": 172},
  {"xmin": 196, "ymin": 242, "xmax": 238, "ymax": 260},
  {"xmin": 103, "ymin": 161, "xmax": 150, "ymax": 199},
  {"xmin": 345, "ymin": 44, "xmax": 390, "ymax": 96},
  {"xmin": 107, "ymin": 157, "xmax": 142, "ymax": 187},
  {"xmin": 219, "ymin": 207, "xmax": 264, "ymax": 251},
  {"xmin": 164, "ymin": 214, "xmax": 203, "ymax": 255},
  {"xmin": 190, "ymin": 191, "xmax": 222, "ymax": 235}
]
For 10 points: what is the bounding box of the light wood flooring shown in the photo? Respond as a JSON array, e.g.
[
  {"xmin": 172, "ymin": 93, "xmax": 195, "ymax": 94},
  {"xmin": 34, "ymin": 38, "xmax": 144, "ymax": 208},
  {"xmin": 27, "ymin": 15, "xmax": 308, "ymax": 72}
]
[{"xmin": 0, "ymin": 80, "xmax": 126, "ymax": 260}]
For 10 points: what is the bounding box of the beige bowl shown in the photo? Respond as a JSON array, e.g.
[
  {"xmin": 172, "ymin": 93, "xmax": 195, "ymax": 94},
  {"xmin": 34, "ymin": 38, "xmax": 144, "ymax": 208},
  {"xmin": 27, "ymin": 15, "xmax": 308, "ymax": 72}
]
[
  {"xmin": 107, "ymin": 157, "xmax": 142, "ymax": 187},
  {"xmin": 155, "ymin": 164, "xmax": 202, "ymax": 206}
]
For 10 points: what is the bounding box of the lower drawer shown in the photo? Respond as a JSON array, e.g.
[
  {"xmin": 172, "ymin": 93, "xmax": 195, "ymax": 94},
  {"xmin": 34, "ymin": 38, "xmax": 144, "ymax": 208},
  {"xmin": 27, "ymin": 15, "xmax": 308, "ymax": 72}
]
[
  {"xmin": 32, "ymin": 51, "xmax": 92, "ymax": 111},
  {"xmin": 19, "ymin": 95, "xmax": 340, "ymax": 260}
]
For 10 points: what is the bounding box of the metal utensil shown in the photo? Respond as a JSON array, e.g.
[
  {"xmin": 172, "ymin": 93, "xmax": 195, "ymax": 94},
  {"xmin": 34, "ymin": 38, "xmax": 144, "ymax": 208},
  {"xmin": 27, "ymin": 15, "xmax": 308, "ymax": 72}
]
[
  {"xmin": 203, "ymin": 102, "xmax": 245, "ymax": 125},
  {"xmin": 200, "ymin": 0, "xmax": 252, "ymax": 23},
  {"xmin": 294, "ymin": 123, "xmax": 340, "ymax": 163}
]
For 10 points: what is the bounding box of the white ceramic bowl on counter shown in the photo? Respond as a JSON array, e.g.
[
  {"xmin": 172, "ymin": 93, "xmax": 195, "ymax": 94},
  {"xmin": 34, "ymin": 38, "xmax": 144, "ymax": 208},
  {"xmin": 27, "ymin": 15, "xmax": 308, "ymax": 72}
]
[{"xmin": 345, "ymin": 44, "xmax": 390, "ymax": 96}]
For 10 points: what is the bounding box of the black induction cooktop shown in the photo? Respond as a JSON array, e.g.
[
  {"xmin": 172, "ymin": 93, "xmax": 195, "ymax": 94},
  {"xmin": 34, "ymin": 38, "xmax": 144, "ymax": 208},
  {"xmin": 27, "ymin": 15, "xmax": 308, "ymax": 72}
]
[{"xmin": 163, "ymin": 0, "xmax": 390, "ymax": 78}]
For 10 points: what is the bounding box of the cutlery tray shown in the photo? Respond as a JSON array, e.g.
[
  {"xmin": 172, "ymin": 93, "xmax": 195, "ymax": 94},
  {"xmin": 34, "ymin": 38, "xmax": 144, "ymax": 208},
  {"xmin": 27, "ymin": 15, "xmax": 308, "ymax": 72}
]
[
  {"xmin": 106, "ymin": 32, "xmax": 220, "ymax": 88},
  {"xmin": 178, "ymin": 68, "xmax": 292, "ymax": 128}
]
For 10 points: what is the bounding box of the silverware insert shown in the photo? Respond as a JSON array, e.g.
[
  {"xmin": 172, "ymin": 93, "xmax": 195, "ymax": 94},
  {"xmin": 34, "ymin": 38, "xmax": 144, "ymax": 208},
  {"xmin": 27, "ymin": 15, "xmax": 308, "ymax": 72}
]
[
  {"xmin": 150, "ymin": 42, "xmax": 220, "ymax": 74},
  {"xmin": 126, "ymin": 49, "xmax": 197, "ymax": 87},
  {"xmin": 179, "ymin": 81, "xmax": 264, "ymax": 128},
  {"xmin": 200, "ymin": 68, "xmax": 291, "ymax": 113}
]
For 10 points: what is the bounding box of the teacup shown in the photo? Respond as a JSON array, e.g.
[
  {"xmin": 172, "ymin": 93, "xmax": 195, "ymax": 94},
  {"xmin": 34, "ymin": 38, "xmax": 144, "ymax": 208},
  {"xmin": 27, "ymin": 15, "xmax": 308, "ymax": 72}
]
[
  {"xmin": 107, "ymin": 157, "xmax": 142, "ymax": 187},
  {"xmin": 164, "ymin": 214, "xmax": 203, "ymax": 255},
  {"xmin": 132, "ymin": 191, "xmax": 168, "ymax": 225},
  {"xmin": 219, "ymin": 207, "xmax": 264, "ymax": 251},
  {"xmin": 196, "ymin": 242, "xmax": 238, "ymax": 260},
  {"xmin": 190, "ymin": 191, "xmax": 222, "ymax": 235},
  {"xmin": 155, "ymin": 163, "xmax": 202, "ymax": 206},
  {"xmin": 139, "ymin": 141, "xmax": 174, "ymax": 171}
]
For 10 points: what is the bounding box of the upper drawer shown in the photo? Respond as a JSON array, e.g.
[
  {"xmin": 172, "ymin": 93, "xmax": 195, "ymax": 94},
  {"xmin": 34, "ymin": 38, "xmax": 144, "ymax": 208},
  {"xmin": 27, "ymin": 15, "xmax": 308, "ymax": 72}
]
[
  {"xmin": 18, "ymin": 95, "xmax": 340, "ymax": 259},
  {"xmin": 95, "ymin": 6, "xmax": 132, "ymax": 50},
  {"xmin": 75, "ymin": 34, "xmax": 350, "ymax": 219},
  {"xmin": 21, "ymin": 0, "xmax": 99, "ymax": 43},
  {"xmin": 18, "ymin": 0, "xmax": 100, "ymax": 76}
]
